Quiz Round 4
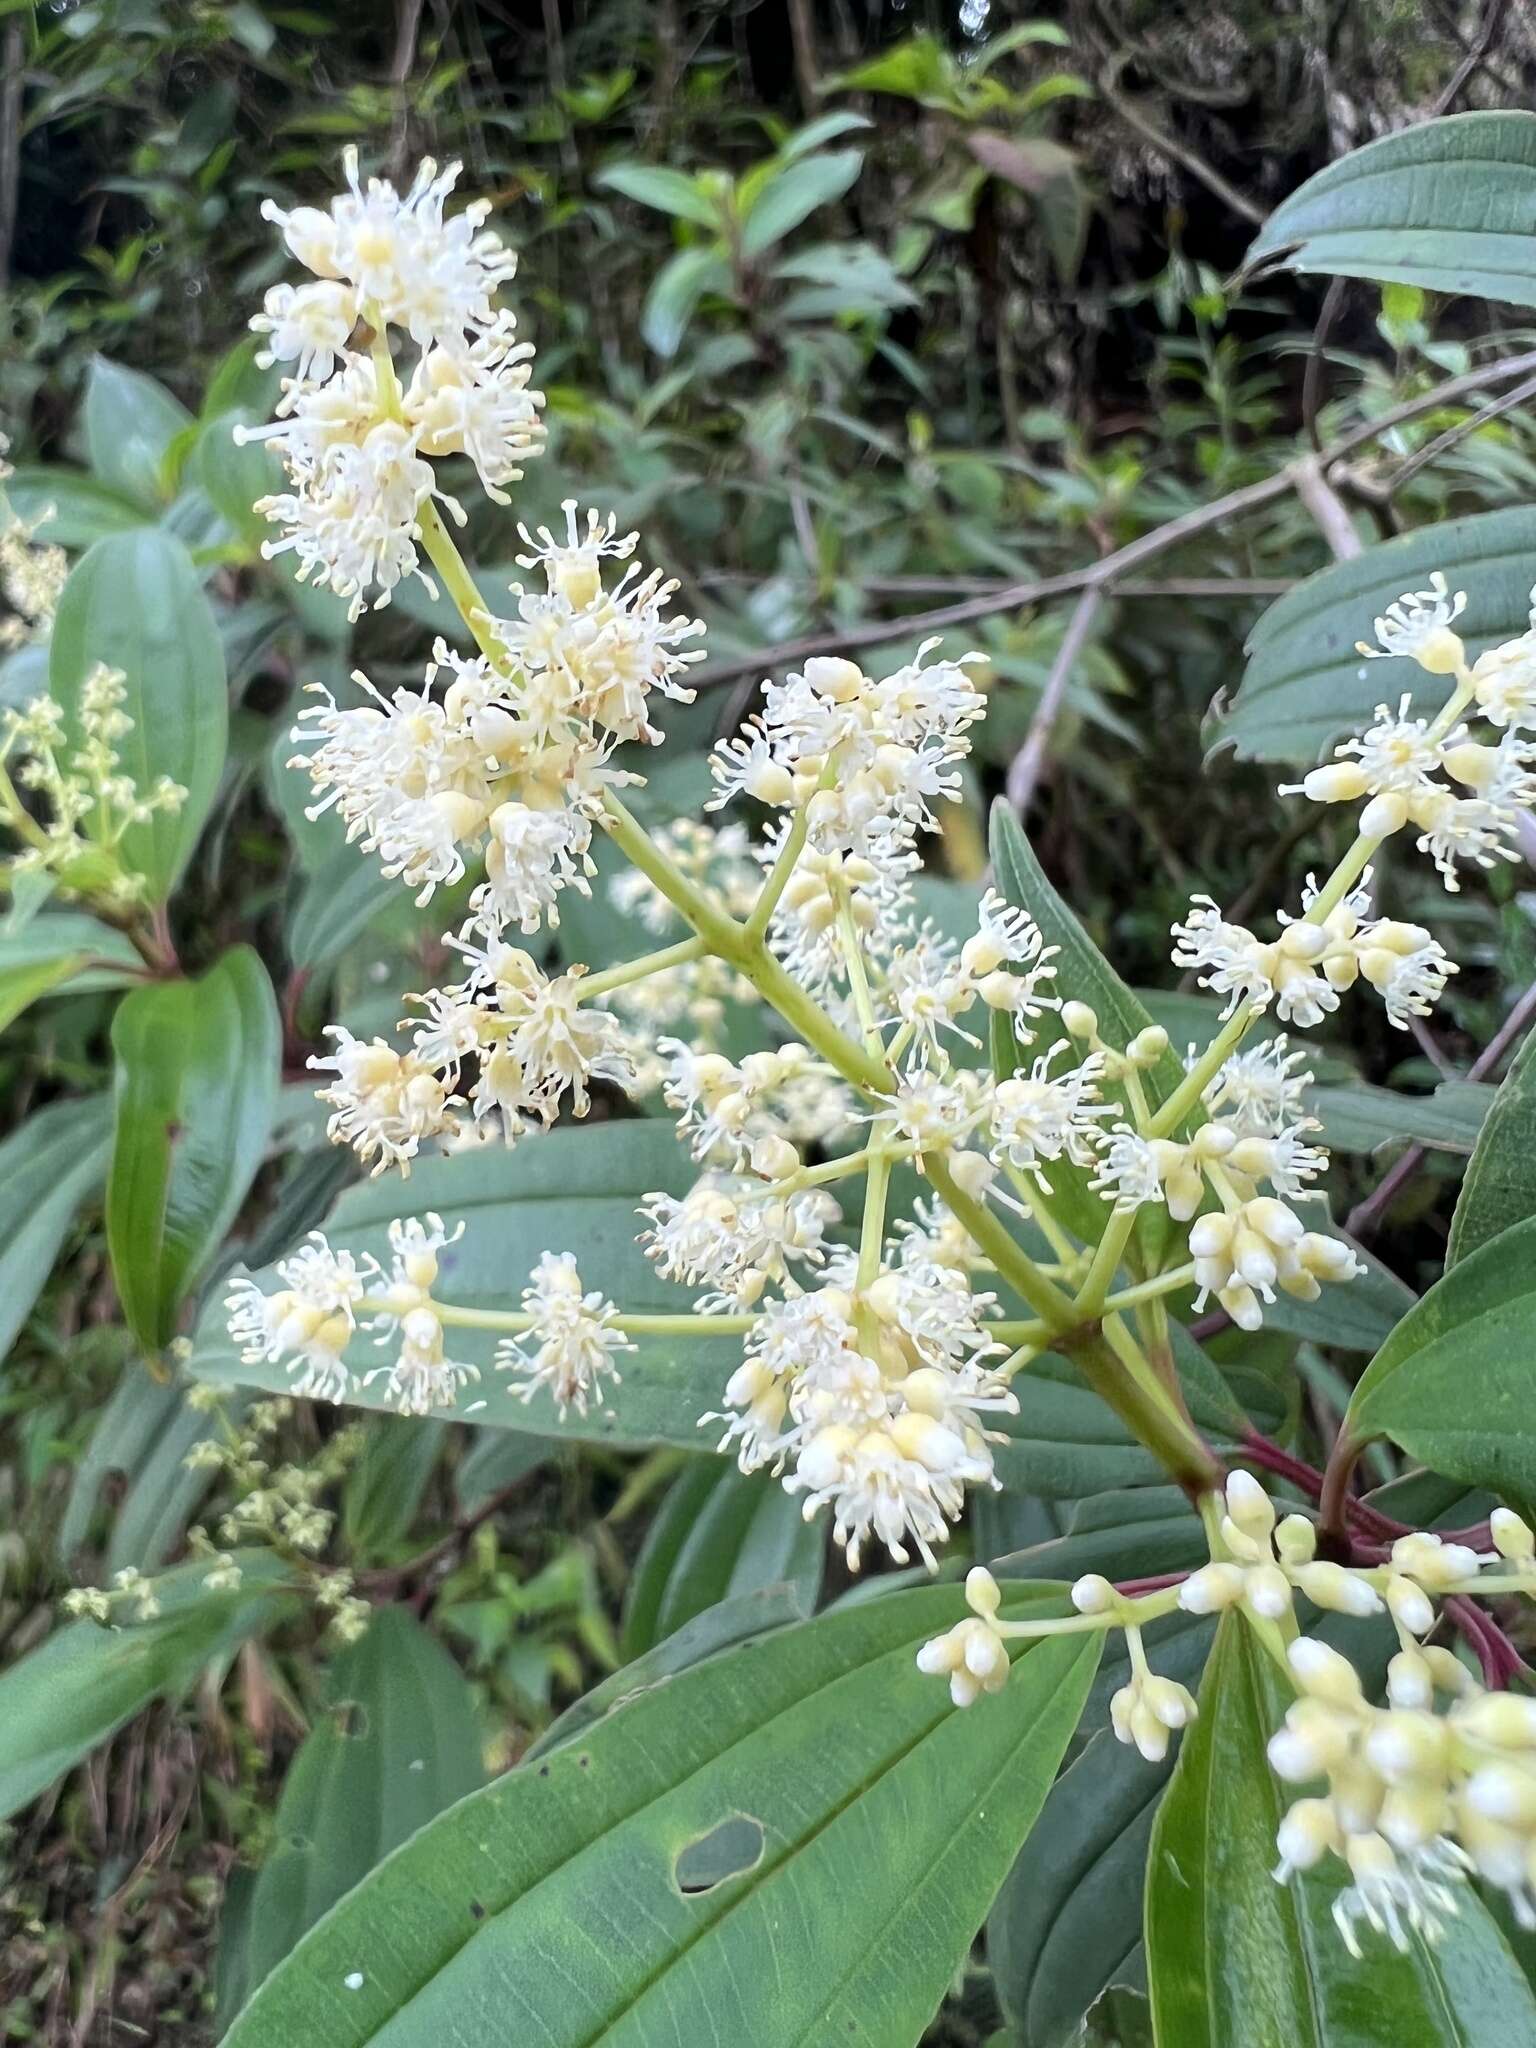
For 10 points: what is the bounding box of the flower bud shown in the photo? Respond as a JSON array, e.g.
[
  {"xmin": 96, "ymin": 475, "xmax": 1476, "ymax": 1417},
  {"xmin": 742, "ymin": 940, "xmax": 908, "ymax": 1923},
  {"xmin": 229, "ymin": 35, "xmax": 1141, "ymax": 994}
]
[
  {"xmin": 1300, "ymin": 763, "xmax": 1370, "ymax": 805},
  {"xmin": 1275, "ymin": 1514, "xmax": 1317, "ymax": 1565},
  {"xmin": 1127, "ymin": 1025, "xmax": 1169, "ymax": 1067},
  {"xmin": 1178, "ymin": 1562, "xmax": 1246, "ymax": 1614},
  {"xmin": 749, "ymin": 1135, "xmax": 800, "ymax": 1183},
  {"xmin": 1274, "ymin": 1797, "xmax": 1340, "ymax": 1876},
  {"xmin": 1242, "ymin": 1564, "xmax": 1294, "ymax": 1621},
  {"xmin": 1288, "ymin": 1636, "xmax": 1364, "ymax": 1708},
  {"xmin": 1384, "ymin": 1573, "xmax": 1436, "ymax": 1637},
  {"xmin": 1360, "ymin": 790, "xmax": 1410, "ymax": 838},
  {"xmin": 1070, "ymin": 1573, "xmax": 1116, "ymax": 1615},
  {"xmin": 1224, "ymin": 1469, "xmax": 1276, "ymax": 1541},
  {"xmin": 1492, "ymin": 1508, "xmax": 1535, "ymax": 1563},
  {"xmin": 966, "ymin": 1566, "xmax": 1002, "ymax": 1618},
  {"xmin": 1291, "ymin": 1561, "xmax": 1382, "ymax": 1618},
  {"xmin": 1061, "ymin": 1001, "xmax": 1098, "ymax": 1040}
]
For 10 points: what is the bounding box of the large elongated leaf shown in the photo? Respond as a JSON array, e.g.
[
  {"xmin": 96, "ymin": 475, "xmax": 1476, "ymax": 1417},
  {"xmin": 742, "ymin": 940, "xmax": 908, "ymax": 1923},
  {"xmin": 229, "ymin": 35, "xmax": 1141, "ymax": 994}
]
[
  {"xmin": 108, "ymin": 946, "xmax": 280, "ymax": 1349},
  {"xmin": 595, "ymin": 162, "xmax": 723, "ymax": 228},
  {"xmin": 0, "ymin": 1552, "xmax": 295, "ymax": 1822},
  {"xmin": 641, "ymin": 246, "xmax": 731, "ymax": 356},
  {"xmin": 0, "ymin": 910, "xmax": 145, "ymax": 1032},
  {"xmin": 49, "ymin": 528, "xmax": 230, "ymax": 899},
  {"xmin": 990, "ymin": 1728, "xmax": 1169, "ymax": 2044},
  {"xmin": 989, "ymin": 801, "xmax": 1187, "ymax": 1251},
  {"xmin": 225, "ymin": 1582, "xmax": 1099, "ymax": 2048},
  {"xmin": 194, "ymin": 1122, "xmax": 741, "ymax": 1446},
  {"xmin": 1345, "ymin": 1215, "xmax": 1536, "ymax": 1496},
  {"xmin": 1246, "ymin": 112, "xmax": 1536, "ymax": 308},
  {"xmin": 0, "ymin": 1094, "xmax": 112, "ymax": 1363},
  {"xmin": 224, "ymin": 1608, "xmax": 485, "ymax": 2019},
  {"xmin": 739, "ymin": 148, "xmax": 864, "ymax": 258},
  {"xmin": 1220, "ymin": 508, "xmax": 1536, "ymax": 763},
  {"xmin": 621, "ymin": 1459, "xmax": 824, "ymax": 1658},
  {"xmin": 1, "ymin": 465, "xmax": 149, "ymax": 547},
  {"xmin": 82, "ymin": 357, "xmax": 194, "ymax": 507},
  {"xmin": 1306, "ymin": 1079, "xmax": 1491, "ymax": 1156},
  {"xmin": 1146, "ymin": 1612, "xmax": 1536, "ymax": 2046},
  {"xmin": 1449, "ymin": 1025, "xmax": 1536, "ymax": 1265}
]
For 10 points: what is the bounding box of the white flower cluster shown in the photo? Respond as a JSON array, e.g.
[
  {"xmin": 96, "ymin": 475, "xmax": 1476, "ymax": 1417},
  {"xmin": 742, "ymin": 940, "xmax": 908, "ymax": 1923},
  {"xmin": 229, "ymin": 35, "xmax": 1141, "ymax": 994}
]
[
  {"xmin": 227, "ymin": 1217, "xmax": 627, "ymax": 1420},
  {"xmin": 0, "ymin": 439, "xmax": 68, "ymax": 650},
  {"xmin": 924, "ymin": 1471, "xmax": 1536, "ymax": 1961},
  {"xmin": 1175, "ymin": 568, "xmax": 1536, "ymax": 1039},
  {"xmin": 703, "ymin": 1249, "xmax": 1016, "ymax": 1571},
  {"xmin": 294, "ymin": 505, "xmax": 702, "ymax": 928},
  {"xmin": 240, "ymin": 149, "xmax": 544, "ymax": 615}
]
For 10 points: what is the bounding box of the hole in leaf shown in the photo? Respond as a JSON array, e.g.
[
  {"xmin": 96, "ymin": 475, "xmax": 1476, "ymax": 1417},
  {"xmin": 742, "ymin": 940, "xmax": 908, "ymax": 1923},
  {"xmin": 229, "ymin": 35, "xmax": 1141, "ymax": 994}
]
[
  {"xmin": 333, "ymin": 1699, "xmax": 369, "ymax": 1740},
  {"xmin": 673, "ymin": 1815, "xmax": 765, "ymax": 1896}
]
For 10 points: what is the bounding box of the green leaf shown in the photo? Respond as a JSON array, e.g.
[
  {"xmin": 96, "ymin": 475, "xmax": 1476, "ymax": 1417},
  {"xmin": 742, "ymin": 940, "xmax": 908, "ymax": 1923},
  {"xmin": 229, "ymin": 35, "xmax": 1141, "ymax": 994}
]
[
  {"xmin": 739, "ymin": 149, "xmax": 864, "ymax": 259},
  {"xmin": 1449, "ymin": 1024, "xmax": 1536, "ymax": 1264},
  {"xmin": 1221, "ymin": 506, "xmax": 1536, "ymax": 764},
  {"xmin": 0, "ymin": 909, "xmax": 144, "ymax": 1030},
  {"xmin": 197, "ymin": 411, "xmax": 283, "ymax": 549},
  {"xmin": 989, "ymin": 1728, "xmax": 1167, "ymax": 2044},
  {"xmin": 1257, "ymin": 1236, "xmax": 1417, "ymax": 1353},
  {"xmin": 82, "ymin": 356, "xmax": 194, "ymax": 508},
  {"xmin": 621, "ymin": 1459, "xmax": 824, "ymax": 1659},
  {"xmin": 341, "ymin": 1417, "xmax": 449, "ymax": 1559},
  {"xmin": 224, "ymin": 1583, "xmax": 1099, "ymax": 2048},
  {"xmin": 641, "ymin": 246, "xmax": 731, "ymax": 357},
  {"xmin": 1306, "ymin": 1079, "xmax": 1492, "ymax": 1155},
  {"xmin": 1246, "ymin": 112, "xmax": 1536, "ymax": 308},
  {"xmin": 227, "ymin": 1608, "xmax": 485, "ymax": 2016},
  {"xmin": 990, "ymin": 800, "xmax": 1187, "ymax": 1247},
  {"xmin": 287, "ymin": 850, "xmax": 404, "ymax": 970},
  {"xmin": 1345, "ymin": 1215, "xmax": 1536, "ymax": 1496},
  {"xmin": 49, "ymin": 529, "xmax": 229, "ymax": 901},
  {"xmin": 194, "ymin": 1123, "xmax": 741, "ymax": 1445},
  {"xmin": 2, "ymin": 464, "xmax": 149, "ymax": 547},
  {"xmin": 595, "ymin": 162, "xmax": 723, "ymax": 229},
  {"xmin": 108, "ymin": 946, "xmax": 281, "ymax": 1350},
  {"xmin": 0, "ymin": 1094, "xmax": 111, "ymax": 1364},
  {"xmin": 0, "ymin": 1552, "xmax": 295, "ymax": 1822},
  {"xmin": 1146, "ymin": 1612, "xmax": 1536, "ymax": 2046}
]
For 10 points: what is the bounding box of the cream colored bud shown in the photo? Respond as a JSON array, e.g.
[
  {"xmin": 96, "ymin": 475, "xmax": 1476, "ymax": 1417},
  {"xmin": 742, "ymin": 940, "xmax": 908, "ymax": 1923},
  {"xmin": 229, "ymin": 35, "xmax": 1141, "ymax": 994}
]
[
  {"xmin": 796, "ymin": 1426, "xmax": 858, "ymax": 1491},
  {"xmin": 1224, "ymin": 1469, "xmax": 1276, "ymax": 1540},
  {"xmin": 1364, "ymin": 1710, "xmax": 1449, "ymax": 1785},
  {"xmin": 1443, "ymin": 740, "xmax": 1501, "ymax": 791},
  {"xmin": 1127, "ymin": 1025, "xmax": 1169, "ymax": 1067},
  {"xmin": 1061, "ymin": 1001, "xmax": 1098, "ymax": 1040},
  {"xmin": 916, "ymin": 1631, "xmax": 962, "ymax": 1676},
  {"xmin": 1379, "ymin": 1782, "xmax": 1451, "ymax": 1852},
  {"xmin": 1070, "ymin": 1573, "xmax": 1116, "ymax": 1615},
  {"xmin": 1492, "ymin": 1508, "xmax": 1535, "ymax": 1563},
  {"xmin": 1465, "ymin": 1763, "xmax": 1536, "ymax": 1830},
  {"xmin": 1301, "ymin": 762, "xmax": 1370, "ymax": 805},
  {"xmin": 1387, "ymin": 1648, "xmax": 1434, "ymax": 1711},
  {"xmin": 747, "ymin": 758, "xmax": 795, "ymax": 806},
  {"xmin": 977, "ymin": 970, "xmax": 1024, "ymax": 1010},
  {"xmin": 1411, "ymin": 625, "xmax": 1466, "ymax": 676},
  {"xmin": 1384, "ymin": 1573, "xmax": 1436, "ymax": 1637},
  {"xmin": 1277, "ymin": 920, "xmax": 1327, "ymax": 962},
  {"xmin": 1191, "ymin": 1121, "xmax": 1237, "ymax": 1161},
  {"xmin": 749, "ymin": 1135, "xmax": 800, "ymax": 1183},
  {"xmin": 1291, "ymin": 1562, "xmax": 1381, "ymax": 1618},
  {"xmin": 1360, "ymin": 790, "xmax": 1410, "ymax": 838},
  {"xmin": 962, "ymin": 933, "xmax": 1006, "ymax": 977},
  {"xmin": 802, "ymin": 655, "xmax": 866, "ymax": 700},
  {"xmin": 1177, "ymin": 1562, "xmax": 1246, "ymax": 1615},
  {"xmin": 1457, "ymin": 1693, "xmax": 1536, "ymax": 1750},
  {"xmin": 966, "ymin": 1566, "xmax": 1002, "ymax": 1619},
  {"xmin": 1275, "ymin": 1797, "xmax": 1340, "ymax": 1873},
  {"xmin": 1275, "ymin": 1515, "xmax": 1317, "ymax": 1566},
  {"xmin": 947, "ymin": 1150, "xmax": 995, "ymax": 1199},
  {"xmin": 1288, "ymin": 1636, "xmax": 1364, "ymax": 1707},
  {"xmin": 1242, "ymin": 1564, "xmax": 1294, "ymax": 1621}
]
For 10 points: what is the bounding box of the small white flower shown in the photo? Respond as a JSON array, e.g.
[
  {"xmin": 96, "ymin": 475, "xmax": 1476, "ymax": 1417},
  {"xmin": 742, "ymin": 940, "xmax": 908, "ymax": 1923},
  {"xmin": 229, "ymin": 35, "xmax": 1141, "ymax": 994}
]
[
  {"xmin": 1355, "ymin": 571, "xmax": 1467, "ymax": 673},
  {"xmin": 497, "ymin": 1251, "xmax": 632, "ymax": 1419},
  {"xmin": 991, "ymin": 1044, "xmax": 1111, "ymax": 1187}
]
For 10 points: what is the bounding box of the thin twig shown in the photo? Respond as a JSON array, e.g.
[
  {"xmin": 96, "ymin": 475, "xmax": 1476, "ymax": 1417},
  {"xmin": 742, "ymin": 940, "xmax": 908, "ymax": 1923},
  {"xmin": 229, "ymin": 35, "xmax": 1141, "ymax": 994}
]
[
  {"xmin": 1097, "ymin": 53, "xmax": 1267, "ymax": 227},
  {"xmin": 1303, "ymin": 278, "xmax": 1348, "ymax": 454},
  {"xmin": 1382, "ymin": 366, "xmax": 1536, "ymax": 499},
  {"xmin": 692, "ymin": 349, "xmax": 1536, "ymax": 691},
  {"xmin": 1430, "ymin": 0, "xmax": 1510, "ymax": 114},
  {"xmin": 1292, "ymin": 452, "xmax": 1362, "ymax": 560},
  {"xmin": 1347, "ymin": 976, "xmax": 1536, "ymax": 1242},
  {"xmin": 1005, "ymin": 586, "xmax": 1105, "ymax": 816}
]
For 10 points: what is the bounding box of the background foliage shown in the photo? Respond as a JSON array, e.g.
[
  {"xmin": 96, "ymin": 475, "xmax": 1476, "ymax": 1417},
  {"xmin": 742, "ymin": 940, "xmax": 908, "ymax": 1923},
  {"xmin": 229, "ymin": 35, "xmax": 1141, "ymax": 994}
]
[{"xmin": 6, "ymin": 1, "xmax": 1536, "ymax": 2041}]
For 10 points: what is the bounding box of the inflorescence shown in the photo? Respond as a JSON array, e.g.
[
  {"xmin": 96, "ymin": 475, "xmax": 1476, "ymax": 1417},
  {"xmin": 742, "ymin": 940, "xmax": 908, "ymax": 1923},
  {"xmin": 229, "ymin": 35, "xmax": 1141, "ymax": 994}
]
[{"xmin": 220, "ymin": 155, "xmax": 1536, "ymax": 1955}]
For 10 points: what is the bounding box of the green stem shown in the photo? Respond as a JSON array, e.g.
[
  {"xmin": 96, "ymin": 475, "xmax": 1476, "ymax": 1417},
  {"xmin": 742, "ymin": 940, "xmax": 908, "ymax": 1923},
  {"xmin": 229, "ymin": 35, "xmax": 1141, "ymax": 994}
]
[
  {"xmin": 856, "ymin": 1144, "xmax": 892, "ymax": 1290},
  {"xmin": 580, "ymin": 935, "xmax": 706, "ymax": 1001},
  {"xmin": 422, "ymin": 1302, "xmax": 759, "ymax": 1337},
  {"xmin": 1066, "ymin": 1322, "xmax": 1222, "ymax": 1495},
  {"xmin": 1074, "ymin": 1205, "xmax": 1139, "ymax": 1316},
  {"xmin": 747, "ymin": 798, "xmax": 812, "ymax": 940},
  {"xmin": 1149, "ymin": 1007, "xmax": 1250, "ymax": 1138}
]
